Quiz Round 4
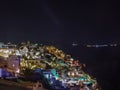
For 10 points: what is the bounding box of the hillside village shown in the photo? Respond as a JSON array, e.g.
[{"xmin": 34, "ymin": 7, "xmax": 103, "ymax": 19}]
[{"xmin": 0, "ymin": 42, "xmax": 100, "ymax": 90}]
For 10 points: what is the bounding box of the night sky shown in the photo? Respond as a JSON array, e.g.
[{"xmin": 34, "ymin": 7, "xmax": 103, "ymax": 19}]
[
  {"xmin": 0, "ymin": 0, "xmax": 120, "ymax": 44},
  {"xmin": 0, "ymin": 0, "xmax": 120, "ymax": 89}
]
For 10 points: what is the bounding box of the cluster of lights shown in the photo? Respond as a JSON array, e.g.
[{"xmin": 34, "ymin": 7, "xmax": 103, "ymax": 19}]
[
  {"xmin": 0, "ymin": 42, "xmax": 99, "ymax": 89},
  {"xmin": 45, "ymin": 46, "xmax": 65, "ymax": 60},
  {"xmin": 86, "ymin": 43, "xmax": 119, "ymax": 48}
]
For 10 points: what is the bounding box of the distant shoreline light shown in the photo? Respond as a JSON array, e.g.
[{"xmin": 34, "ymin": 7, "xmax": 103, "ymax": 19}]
[{"xmin": 86, "ymin": 44, "xmax": 118, "ymax": 48}]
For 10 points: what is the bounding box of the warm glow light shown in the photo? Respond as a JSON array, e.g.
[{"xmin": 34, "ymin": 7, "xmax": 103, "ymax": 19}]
[{"xmin": 16, "ymin": 69, "xmax": 20, "ymax": 73}]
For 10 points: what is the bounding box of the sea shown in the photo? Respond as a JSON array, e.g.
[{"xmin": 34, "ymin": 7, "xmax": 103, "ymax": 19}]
[{"xmin": 63, "ymin": 45, "xmax": 120, "ymax": 90}]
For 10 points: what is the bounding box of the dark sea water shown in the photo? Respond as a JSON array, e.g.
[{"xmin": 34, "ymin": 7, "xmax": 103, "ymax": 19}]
[{"xmin": 63, "ymin": 45, "xmax": 120, "ymax": 90}]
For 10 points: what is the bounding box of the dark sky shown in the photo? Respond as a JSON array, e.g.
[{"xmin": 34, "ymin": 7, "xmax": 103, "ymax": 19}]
[{"xmin": 0, "ymin": 0, "xmax": 120, "ymax": 45}]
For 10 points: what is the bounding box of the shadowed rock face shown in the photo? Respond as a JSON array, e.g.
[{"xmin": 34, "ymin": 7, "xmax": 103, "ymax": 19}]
[
  {"xmin": 0, "ymin": 56, "xmax": 7, "ymax": 67},
  {"xmin": 0, "ymin": 84, "xmax": 27, "ymax": 90}
]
